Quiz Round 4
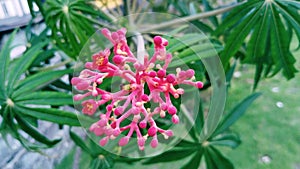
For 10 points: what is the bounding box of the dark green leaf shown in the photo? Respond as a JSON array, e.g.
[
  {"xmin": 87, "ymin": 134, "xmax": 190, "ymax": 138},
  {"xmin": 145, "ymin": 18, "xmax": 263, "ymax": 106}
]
[
  {"xmin": 14, "ymin": 91, "xmax": 73, "ymax": 106},
  {"xmin": 143, "ymin": 148, "xmax": 196, "ymax": 164},
  {"xmin": 204, "ymin": 146, "xmax": 234, "ymax": 169},
  {"xmin": 181, "ymin": 149, "xmax": 203, "ymax": 169},
  {"xmin": 215, "ymin": 0, "xmax": 299, "ymax": 87},
  {"xmin": 14, "ymin": 113, "xmax": 61, "ymax": 147},
  {"xmin": 209, "ymin": 132, "xmax": 241, "ymax": 149},
  {"xmin": 14, "ymin": 105, "xmax": 84, "ymax": 126},
  {"xmin": 69, "ymin": 129, "xmax": 94, "ymax": 156},
  {"xmin": 213, "ymin": 93, "xmax": 261, "ymax": 136}
]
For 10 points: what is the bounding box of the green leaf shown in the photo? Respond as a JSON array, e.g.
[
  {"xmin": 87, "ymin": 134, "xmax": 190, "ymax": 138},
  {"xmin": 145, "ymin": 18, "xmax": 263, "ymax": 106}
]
[
  {"xmin": 89, "ymin": 156, "xmax": 114, "ymax": 169},
  {"xmin": 204, "ymin": 146, "xmax": 234, "ymax": 169},
  {"xmin": 209, "ymin": 132, "xmax": 241, "ymax": 149},
  {"xmin": 215, "ymin": 0, "xmax": 299, "ymax": 86},
  {"xmin": 143, "ymin": 148, "xmax": 196, "ymax": 164},
  {"xmin": 12, "ymin": 69, "xmax": 72, "ymax": 98},
  {"xmin": 69, "ymin": 129, "xmax": 94, "ymax": 156},
  {"xmin": 0, "ymin": 29, "xmax": 18, "ymax": 101},
  {"xmin": 14, "ymin": 91, "xmax": 73, "ymax": 106},
  {"xmin": 181, "ymin": 149, "xmax": 203, "ymax": 169},
  {"xmin": 44, "ymin": 0, "xmax": 106, "ymax": 59},
  {"xmin": 14, "ymin": 105, "xmax": 82, "ymax": 126},
  {"xmin": 220, "ymin": 2, "xmax": 263, "ymax": 65},
  {"xmin": 213, "ymin": 93, "xmax": 261, "ymax": 136},
  {"xmin": 14, "ymin": 113, "xmax": 61, "ymax": 147},
  {"xmin": 7, "ymin": 42, "xmax": 47, "ymax": 95},
  {"xmin": 175, "ymin": 139, "xmax": 201, "ymax": 148},
  {"xmin": 269, "ymin": 3, "xmax": 297, "ymax": 79}
]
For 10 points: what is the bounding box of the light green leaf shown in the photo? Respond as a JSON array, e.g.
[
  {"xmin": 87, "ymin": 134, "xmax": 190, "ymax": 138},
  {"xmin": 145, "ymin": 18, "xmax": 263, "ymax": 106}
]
[
  {"xmin": 12, "ymin": 69, "xmax": 72, "ymax": 98},
  {"xmin": 0, "ymin": 29, "xmax": 18, "ymax": 101},
  {"xmin": 14, "ymin": 91, "xmax": 73, "ymax": 106},
  {"xmin": 7, "ymin": 42, "xmax": 47, "ymax": 95}
]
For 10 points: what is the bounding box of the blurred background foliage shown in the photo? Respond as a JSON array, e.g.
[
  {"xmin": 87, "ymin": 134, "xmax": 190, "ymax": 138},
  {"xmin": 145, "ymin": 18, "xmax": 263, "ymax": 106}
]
[{"xmin": 0, "ymin": 0, "xmax": 299, "ymax": 168}]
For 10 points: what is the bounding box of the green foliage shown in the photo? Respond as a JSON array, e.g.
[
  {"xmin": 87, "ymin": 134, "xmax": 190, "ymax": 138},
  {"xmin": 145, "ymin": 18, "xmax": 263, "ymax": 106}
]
[
  {"xmin": 215, "ymin": 0, "xmax": 300, "ymax": 89},
  {"xmin": 0, "ymin": 30, "xmax": 92, "ymax": 151},
  {"xmin": 42, "ymin": 0, "xmax": 111, "ymax": 59},
  {"xmin": 144, "ymin": 93, "xmax": 260, "ymax": 169}
]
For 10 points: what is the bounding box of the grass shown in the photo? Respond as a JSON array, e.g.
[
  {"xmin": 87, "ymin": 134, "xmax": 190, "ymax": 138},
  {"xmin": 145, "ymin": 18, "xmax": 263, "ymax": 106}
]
[{"xmin": 222, "ymin": 37, "xmax": 300, "ymax": 169}]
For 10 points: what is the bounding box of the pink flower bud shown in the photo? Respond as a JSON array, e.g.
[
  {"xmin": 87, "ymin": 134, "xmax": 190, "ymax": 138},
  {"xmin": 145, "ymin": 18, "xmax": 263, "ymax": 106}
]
[
  {"xmin": 119, "ymin": 136, "xmax": 130, "ymax": 146},
  {"xmin": 139, "ymin": 120, "xmax": 147, "ymax": 128},
  {"xmin": 172, "ymin": 114, "xmax": 180, "ymax": 124},
  {"xmin": 148, "ymin": 126, "xmax": 157, "ymax": 137},
  {"xmin": 160, "ymin": 103, "xmax": 168, "ymax": 111},
  {"xmin": 141, "ymin": 94, "xmax": 149, "ymax": 102},
  {"xmin": 98, "ymin": 115, "xmax": 108, "ymax": 127},
  {"xmin": 106, "ymin": 105, "xmax": 113, "ymax": 111},
  {"xmin": 111, "ymin": 32, "xmax": 119, "ymax": 41},
  {"xmin": 157, "ymin": 69, "xmax": 166, "ymax": 78},
  {"xmin": 196, "ymin": 81, "xmax": 204, "ymax": 88},
  {"xmin": 101, "ymin": 28, "xmax": 110, "ymax": 36},
  {"xmin": 94, "ymin": 128, "xmax": 104, "ymax": 136},
  {"xmin": 153, "ymin": 36, "xmax": 162, "ymax": 46},
  {"xmin": 164, "ymin": 130, "xmax": 173, "ymax": 137},
  {"xmin": 76, "ymin": 81, "xmax": 90, "ymax": 90},
  {"xmin": 178, "ymin": 70, "xmax": 186, "ymax": 78},
  {"xmin": 162, "ymin": 40, "xmax": 168, "ymax": 46},
  {"xmin": 113, "ymin": 129, "xmax": 121, "ymax": 137},
  {"xmin": 150, "ymin": 138, "xmax": 158, "ymax": 148},
  {"xmin": 99, "ymin": 137, "xmax": 108, "ymax": 146},
  {"xmin": 113, "ymin": 55, "xmax": 123, "ymax": 64},
  {"xmin": 114, "ymin": 107, "xmax": 124, "ymax": 116},
  {"xmin": 168, "ymin": 105, "xmax": 177, "ymax": 115},
  {"xmin": 186, "ymin": 69, "xmax": 195, "ymax": 78},
  {"xmin": 148, "ymin": 71, "xmax": 157, "ymax": 77},
  {"xmin": 71, "ymin": 77, "xmax": 81, "ymax": 85},
  {"xmin": 138, "ymin": 137, "xmax": 145, "ymax": 147},
  {"xmin": 166, "ymin": 74, "xmax": 176, "ymax": 83},
  {"xmin": 134, "ymin": 62, "xmax": 143, "ymax": 70}
]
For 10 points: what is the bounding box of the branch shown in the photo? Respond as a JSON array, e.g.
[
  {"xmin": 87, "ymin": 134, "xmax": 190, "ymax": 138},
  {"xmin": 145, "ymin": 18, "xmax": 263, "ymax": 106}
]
[{"xmin": 139, "ymin": 2, "xmax": 245, "ymax": 33}]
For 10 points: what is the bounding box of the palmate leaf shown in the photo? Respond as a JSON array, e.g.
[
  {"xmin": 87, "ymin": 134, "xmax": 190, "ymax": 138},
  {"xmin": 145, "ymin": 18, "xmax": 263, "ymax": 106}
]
[
  {"xmin": 0, "ymin": 29, "xmax": 17, "ymax": 102},
  {"xmin": 44, "ymin": 0, "xmax": 111, "ymax": 59},
  {"xmin": 204, "ymin": 146, "xmax": 234, "ymax": 169},
  {"xmin": 0, "ymin": 30, "xmax": 94, "ymax": 151},
  {"xmin": 215, "ymin": 0, "xmax": 299, "ymax": 88}
]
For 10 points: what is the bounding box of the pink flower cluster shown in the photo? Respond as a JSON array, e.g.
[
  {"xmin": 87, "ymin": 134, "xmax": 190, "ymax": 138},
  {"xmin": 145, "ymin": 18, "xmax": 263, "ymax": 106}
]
[{"xmin": 72, "ymin": 28, "xmax": 203, "ymax": 150}]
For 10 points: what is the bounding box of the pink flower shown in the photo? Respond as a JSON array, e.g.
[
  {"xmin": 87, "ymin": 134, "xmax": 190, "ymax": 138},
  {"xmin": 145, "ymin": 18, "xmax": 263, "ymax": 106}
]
[
  {"xmin": 82, "ymin": 99, "xmax": 98, "ymax": 115},
  {"xmin": 72, "ymin": 28, "xmax": 204, "ymax": 150}
]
